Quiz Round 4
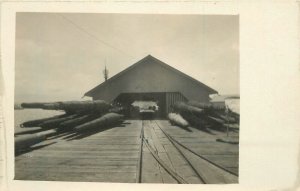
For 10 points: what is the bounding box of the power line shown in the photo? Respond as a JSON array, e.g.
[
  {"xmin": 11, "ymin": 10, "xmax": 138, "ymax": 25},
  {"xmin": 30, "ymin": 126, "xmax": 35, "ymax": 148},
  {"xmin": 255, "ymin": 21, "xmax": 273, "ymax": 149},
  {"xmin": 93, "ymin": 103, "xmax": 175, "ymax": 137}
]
[{"xmin": 56, "ymin": 13, "xmax": 134, "ymax": 58}]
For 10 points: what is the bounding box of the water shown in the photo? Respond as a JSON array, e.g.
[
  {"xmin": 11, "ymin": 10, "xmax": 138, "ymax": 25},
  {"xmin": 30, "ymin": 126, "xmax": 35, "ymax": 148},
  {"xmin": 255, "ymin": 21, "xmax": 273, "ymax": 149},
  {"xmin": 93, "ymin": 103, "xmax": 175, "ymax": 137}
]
[{"xmin": 14, "ymin": 109, "xmax": 65, "ymax": 133}]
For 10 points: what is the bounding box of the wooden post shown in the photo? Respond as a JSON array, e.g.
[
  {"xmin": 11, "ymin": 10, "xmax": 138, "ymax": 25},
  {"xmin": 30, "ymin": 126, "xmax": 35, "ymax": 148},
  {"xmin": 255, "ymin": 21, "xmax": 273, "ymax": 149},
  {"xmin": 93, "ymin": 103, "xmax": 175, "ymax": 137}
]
[{"xmin": 226, "ymin": 105, "xmax": 229, "ymax": 137}]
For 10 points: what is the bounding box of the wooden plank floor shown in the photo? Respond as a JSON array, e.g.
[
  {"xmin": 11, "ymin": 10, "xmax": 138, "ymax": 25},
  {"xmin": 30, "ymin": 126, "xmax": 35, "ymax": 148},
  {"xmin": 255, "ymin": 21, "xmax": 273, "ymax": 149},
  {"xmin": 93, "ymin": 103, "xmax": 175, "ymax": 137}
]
[
  {"xmin": 15, "ymin": 119, "xmax": 239, "ymax": 183},
  {"xmin": 155, "ymin": 120, "xmax": 239, "ymax": 179},
  {"xmin": 15, "ymin": 120, "xmax": 142, "ymax": 183}
]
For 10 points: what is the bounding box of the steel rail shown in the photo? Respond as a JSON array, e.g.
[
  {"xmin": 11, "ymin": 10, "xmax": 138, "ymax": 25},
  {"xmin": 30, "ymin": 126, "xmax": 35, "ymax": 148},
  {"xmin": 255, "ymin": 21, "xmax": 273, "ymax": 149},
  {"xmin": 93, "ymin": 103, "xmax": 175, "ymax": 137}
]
[
  {"xmin": 136, "ymin": 121, "xmax": 144, "ymax": 183},
  {"xmin": 152, "ymin": 121, "xmax": 207, "ymax": 184},
  {"xmin": 143, "ymin": 138, "xmax": 188, "ymax": 184},
  {"xmin": 154, "ymin": 120, "xmax": 238, "ymax": 177}
]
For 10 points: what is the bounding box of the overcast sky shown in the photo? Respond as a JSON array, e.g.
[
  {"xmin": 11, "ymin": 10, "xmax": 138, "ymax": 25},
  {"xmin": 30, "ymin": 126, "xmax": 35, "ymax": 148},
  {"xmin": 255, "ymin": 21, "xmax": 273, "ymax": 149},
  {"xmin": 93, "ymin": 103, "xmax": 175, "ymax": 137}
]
[{"xmin": 15, "ymin": 13, "xmax": 239, "ymax": 102}]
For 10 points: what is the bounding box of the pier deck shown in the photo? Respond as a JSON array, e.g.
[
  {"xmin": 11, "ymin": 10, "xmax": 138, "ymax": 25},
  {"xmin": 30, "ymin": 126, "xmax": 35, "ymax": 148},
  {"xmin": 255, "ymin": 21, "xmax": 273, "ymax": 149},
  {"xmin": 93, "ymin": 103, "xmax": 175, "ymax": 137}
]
[{"xmin": 15, "ymin": 120, "xmax": 239, "ymax": 183}]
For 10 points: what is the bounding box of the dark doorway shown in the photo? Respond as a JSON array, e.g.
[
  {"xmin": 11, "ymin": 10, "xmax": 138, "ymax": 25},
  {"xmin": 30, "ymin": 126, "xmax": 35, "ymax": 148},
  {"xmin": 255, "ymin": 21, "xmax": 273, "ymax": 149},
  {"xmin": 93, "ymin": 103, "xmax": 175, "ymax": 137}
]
[{"xmin": 114, "ymin": 92, "xmax": 166, "ymax": 118}]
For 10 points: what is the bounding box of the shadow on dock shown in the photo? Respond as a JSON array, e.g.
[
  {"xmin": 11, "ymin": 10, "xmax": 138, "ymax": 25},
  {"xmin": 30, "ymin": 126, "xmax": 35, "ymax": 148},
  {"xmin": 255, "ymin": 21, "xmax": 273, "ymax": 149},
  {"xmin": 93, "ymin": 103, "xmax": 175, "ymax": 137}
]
[
  {"xmin": 15, "ymin": 128, "xmax": 46, "ymax": 135},
  {"xmin": 62, "ymin": 122, "xmax": 130, "ymax": 141},
  {"xmin": 15, "ymin": 121, "xmax": 130, "ymax": 156},
  {"xmin": 15, "ymin": 142, "xmax": 57, "ymax": 157},
  {"xmin": 169, "ymin": 123, "xmax": 192, "ymax": 132}
]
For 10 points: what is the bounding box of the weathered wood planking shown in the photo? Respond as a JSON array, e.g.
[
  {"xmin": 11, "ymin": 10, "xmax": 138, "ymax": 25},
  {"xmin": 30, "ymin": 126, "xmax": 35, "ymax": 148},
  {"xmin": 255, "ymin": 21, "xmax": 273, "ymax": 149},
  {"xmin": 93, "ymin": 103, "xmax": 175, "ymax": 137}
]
[
  {"xmin": 15, "ymin": 170, "xmax": 137, "ymax": 183},
  {"xmin": 147, "ymin": 121, "xmax": 177, "ymax": 183},
  {"xmin": 15, "ymin": 120, "xmax": 142, "ymax": 183},
  {"xmin": 15, "ymin": 165, "xmax": 137, "ymax": 173},
  {"xmin": 16, "ymin": 158, "xmax": 138, "ymax": 167},
  {"xmin": 149, "ymin": 121, "xmax": 204, "ymax": 184},
  {"xmin": 15, "ymin": 119, "xmax": 239, "ymax": 183},
  {"xmin": 141, "ymin": 120, "xmax": 165, "ymax": 183},
  {"xmin": 155, "ymin": 120, "xmax": 239, "ymax": 183},
  {"xmin": 42, "ymin": 144, "xmax": 140, "ymax": 151},
  {"xmin": 173, "ymin": 141, "xmax": 237, "ymax": 184}
]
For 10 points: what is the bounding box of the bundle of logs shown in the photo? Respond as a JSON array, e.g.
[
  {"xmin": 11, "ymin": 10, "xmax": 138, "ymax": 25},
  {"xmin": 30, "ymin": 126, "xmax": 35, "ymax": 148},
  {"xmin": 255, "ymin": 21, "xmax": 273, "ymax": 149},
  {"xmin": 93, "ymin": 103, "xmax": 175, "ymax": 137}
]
[
  {"xmin": 15, "ymin": 100, "xmax": 124, "ymax": 151},
  {"xmin": 168, "ymin": 101, "xmax": 239, "ymax": 131}
]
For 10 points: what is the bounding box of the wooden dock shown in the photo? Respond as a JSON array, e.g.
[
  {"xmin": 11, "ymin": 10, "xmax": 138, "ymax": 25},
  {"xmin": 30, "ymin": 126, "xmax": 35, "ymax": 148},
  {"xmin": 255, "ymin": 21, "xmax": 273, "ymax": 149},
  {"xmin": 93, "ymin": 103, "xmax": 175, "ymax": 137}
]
[{"xmin": 15, "ymin": 119, "xmax": 239, "ymax": 183}]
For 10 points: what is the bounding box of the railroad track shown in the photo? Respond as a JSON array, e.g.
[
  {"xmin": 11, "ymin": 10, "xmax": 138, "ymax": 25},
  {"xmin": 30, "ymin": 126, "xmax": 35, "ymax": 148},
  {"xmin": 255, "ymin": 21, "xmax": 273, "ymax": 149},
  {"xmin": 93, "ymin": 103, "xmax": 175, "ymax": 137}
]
[{"xmin": 136, "ymin": 120, "xmax": 238, "ymax": 184}]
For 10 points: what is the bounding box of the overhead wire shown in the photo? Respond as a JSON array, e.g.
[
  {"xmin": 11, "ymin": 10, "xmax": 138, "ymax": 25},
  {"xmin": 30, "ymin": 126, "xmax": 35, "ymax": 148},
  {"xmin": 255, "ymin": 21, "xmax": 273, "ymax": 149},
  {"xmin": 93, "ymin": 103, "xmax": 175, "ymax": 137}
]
[{"xmin": 56, "ymin": 13, "xmax": 134, "ymax": 58}]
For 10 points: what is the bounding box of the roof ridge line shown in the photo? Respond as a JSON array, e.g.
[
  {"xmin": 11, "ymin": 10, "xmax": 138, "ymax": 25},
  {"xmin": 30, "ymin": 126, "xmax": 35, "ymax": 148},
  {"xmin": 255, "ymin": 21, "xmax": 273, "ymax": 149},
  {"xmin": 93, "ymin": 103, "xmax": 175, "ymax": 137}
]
[{"xmin": 84, "ymin": 55, "xmax": 217, "ymax": 97}]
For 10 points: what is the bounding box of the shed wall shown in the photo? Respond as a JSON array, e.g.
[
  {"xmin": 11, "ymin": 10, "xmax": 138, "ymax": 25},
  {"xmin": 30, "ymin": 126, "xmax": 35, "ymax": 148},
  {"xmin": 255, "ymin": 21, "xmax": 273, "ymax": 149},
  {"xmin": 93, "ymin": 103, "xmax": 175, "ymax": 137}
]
[
  {"xmin": 165, "ymin": 92, "xmax": 187, "ymax": 114},
  {"xmin": 92, "ymin": 60, "xmax": 212, "ymax": 103}
]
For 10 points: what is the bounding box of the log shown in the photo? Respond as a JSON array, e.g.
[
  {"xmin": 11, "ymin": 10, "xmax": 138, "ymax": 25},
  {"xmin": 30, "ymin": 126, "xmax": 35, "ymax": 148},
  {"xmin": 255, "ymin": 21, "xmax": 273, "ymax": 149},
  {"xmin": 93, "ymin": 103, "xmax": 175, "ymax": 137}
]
[
  {"xmin": 187, "ymin": 101, "xmax": 226, "ymax": 110},
  {"xmin": 206, "ymin": 116, "xmax": 226, "ymax": 125},
  {"xmin": 74, "ymin": 113, "xmax": 124, "ymax": 132},
  {"xmin": 21, "ymin": 114, "xmax": 68, "ymax": 128},
  {"xmin": 20, "ymin": 100, "xmax": 111, "ymax": 113},
  {"xmin": 59, "ymin": 114, "xmax": 102, "ymax": 129},
  {"xmin": 214, "ymin": 114, "xmax": 236, "ymax": 123},
  {"xmin": 172, "ymin": 102, "xmax": 204, "ymax": 115},
  {"xmin": 15, "ymin": 129, "xmax": 56, "ymax": 150},
  {"xmin": 59, "ymin": 100, "xmax": 111, "ymax": 113},
  {"xmin": 40, "ymin": 114, "xmax": 78, "ymax": 128},
  {"xmin": 168, "ymin": 113, "xmax": 189, "ymax": 127},
  {"xmin": 187, "ymin": 101, "xmax": 213, "ymax": 109},
  {"xmin": 109, "ymin": 106, "xmax": 124, "ymax": 114},
  {"xmin": 228, "ymin": 111, "xmax": 240, "ymax": 121},
  {"xmin": 209, "ymin": 111, "xmax": 236, "ymax": 123},
  {"xmin": 41, "ymin": 102, "xmax": 61, "ymax": 110},
  {"xmin": 180, "ymin": 113, "xmax": 207, "ymax": 128},
  {"xmin": 20, "ymin": 102, "xmax": 49, "ymax": 109}
]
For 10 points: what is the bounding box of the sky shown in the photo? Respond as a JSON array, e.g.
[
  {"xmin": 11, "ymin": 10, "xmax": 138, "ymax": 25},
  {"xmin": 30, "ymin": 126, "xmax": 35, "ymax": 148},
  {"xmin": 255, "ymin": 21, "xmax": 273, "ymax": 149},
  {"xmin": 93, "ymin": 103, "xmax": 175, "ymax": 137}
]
[{"xmin": 15, "ymin": 13, "xmax": 239, "ymax": 102}]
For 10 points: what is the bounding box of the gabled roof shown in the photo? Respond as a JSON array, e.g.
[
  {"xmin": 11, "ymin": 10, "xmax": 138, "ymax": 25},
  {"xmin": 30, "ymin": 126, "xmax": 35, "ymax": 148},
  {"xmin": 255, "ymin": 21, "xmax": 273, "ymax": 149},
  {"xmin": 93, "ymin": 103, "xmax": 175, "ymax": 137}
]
[{"xmin": 84, "ymin": 55, "xmax": 217, "ymax": 97}]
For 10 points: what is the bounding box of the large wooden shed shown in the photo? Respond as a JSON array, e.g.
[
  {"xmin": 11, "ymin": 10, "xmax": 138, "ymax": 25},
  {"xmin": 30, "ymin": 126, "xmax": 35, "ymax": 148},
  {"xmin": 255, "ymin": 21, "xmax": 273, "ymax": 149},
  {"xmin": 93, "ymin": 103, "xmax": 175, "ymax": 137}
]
[{"xmin": 84, "ymin": 55, "xmax": 217, "ymax": 116}]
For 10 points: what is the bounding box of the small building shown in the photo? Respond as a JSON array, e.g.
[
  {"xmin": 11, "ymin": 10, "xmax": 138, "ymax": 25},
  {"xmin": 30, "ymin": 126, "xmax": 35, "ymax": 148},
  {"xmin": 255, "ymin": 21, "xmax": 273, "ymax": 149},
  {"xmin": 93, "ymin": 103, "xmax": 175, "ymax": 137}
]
[
  {"xmin": 84, "ymin": 55, "xmax": 217, "ymax": 117},
  {"xmin": 210, "ymin": 94, "xmax": 240, "ymax": 108}
]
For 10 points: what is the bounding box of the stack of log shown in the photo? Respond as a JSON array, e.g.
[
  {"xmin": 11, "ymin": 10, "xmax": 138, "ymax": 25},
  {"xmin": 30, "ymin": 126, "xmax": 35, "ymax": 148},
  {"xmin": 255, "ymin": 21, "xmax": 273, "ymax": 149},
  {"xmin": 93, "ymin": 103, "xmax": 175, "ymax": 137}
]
[
  {"xmin": 15, "ymin": 100, "xmax": 124, "ymax": 152},
  {"xmin": 168, "ymin": 101, "xmax": 239, "ymax": 130}
]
